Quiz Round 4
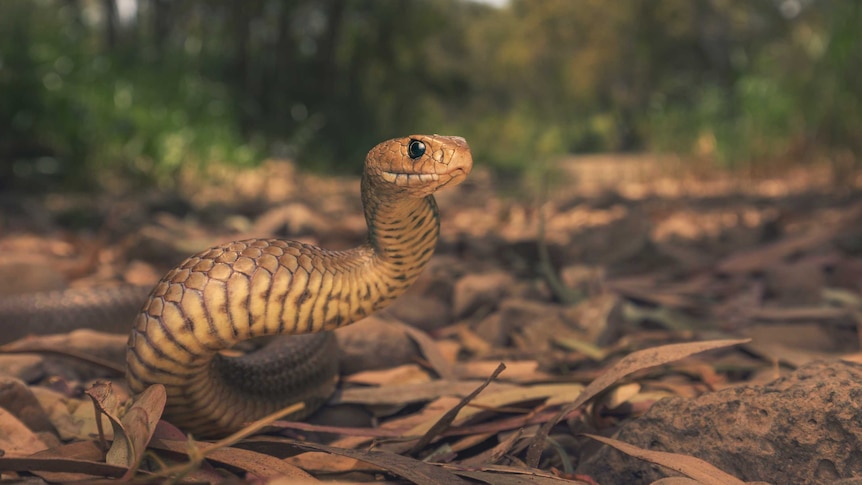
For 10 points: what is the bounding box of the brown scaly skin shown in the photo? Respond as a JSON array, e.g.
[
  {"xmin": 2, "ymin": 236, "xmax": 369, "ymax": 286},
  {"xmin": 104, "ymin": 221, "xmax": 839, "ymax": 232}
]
[{"xmin": 126, "ymin": 135, "xmax": 472, "ymax": 437}]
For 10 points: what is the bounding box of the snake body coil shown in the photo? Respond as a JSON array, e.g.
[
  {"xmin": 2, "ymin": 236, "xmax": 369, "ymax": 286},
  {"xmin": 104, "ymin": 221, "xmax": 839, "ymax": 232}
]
[{"xmin": 125, "ymin": 135, "xmax": 472, "ymax": 436}]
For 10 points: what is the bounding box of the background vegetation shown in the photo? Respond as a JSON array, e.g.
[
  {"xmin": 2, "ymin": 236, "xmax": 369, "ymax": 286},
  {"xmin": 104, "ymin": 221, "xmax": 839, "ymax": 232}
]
[{"xmin": 0, "ymin": 0, "xmax": 859, "ymax": 190}]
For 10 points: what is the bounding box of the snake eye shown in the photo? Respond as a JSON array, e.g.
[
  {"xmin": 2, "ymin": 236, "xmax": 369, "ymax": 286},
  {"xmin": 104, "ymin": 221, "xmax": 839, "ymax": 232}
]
[{"xmin": 407, "ymin": 139, "xmax": 426, "ymax": 160}]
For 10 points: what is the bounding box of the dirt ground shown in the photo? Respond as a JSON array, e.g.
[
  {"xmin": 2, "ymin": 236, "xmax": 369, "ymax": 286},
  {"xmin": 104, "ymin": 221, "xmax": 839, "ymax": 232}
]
[{"xmin": 1, "ymin": 154, "xmax": 862, "ymax": 484}]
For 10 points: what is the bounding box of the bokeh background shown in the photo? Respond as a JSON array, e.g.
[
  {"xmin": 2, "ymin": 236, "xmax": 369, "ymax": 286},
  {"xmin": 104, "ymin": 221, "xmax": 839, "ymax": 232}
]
[{"xmin": 0, "ymin": 0, "xmax": 859, "ymax": 190}]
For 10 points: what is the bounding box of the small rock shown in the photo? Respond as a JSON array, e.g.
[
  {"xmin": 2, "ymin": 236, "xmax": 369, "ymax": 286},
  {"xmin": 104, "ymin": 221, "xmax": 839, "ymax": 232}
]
[
  {"xmin": 452, "ymin": 271, "xmax": 515, "ymax": 318},
  {"xmin": 386, "ymin": 294, "xmax": 450, "ymax": 332},
  {"xmin": 577, "ymin": 360, "xmax": 862, "ymax": 484},
  {"xmin": 336, "ymin": 317, "xmax": 419, "ymax": 375}
]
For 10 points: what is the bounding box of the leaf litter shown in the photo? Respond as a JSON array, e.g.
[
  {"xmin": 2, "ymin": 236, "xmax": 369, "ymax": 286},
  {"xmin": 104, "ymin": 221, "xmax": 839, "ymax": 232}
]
[{"xmin": 1, "ymin": 156, "xmax": 861, "ymax": 483}]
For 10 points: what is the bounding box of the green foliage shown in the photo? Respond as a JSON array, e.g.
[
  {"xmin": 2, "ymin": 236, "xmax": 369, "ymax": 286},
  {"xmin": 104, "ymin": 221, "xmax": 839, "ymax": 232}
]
[
  {"xmin": 646, "ymin": 1, "xmax": 861, "ymax": 169},
  {"xmin": 0, "ymin": 1, "xmax": 256, "ymax": 189},
  {"xmin": 0, "ymin": 0, "xmax": 858, "ymax": 191}
]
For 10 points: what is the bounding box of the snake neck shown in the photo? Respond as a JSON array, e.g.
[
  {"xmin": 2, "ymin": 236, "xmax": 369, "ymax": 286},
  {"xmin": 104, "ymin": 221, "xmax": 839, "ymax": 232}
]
[{"xmin": 364, "ymin": 186, "xmax": 438, "ymax": 260}]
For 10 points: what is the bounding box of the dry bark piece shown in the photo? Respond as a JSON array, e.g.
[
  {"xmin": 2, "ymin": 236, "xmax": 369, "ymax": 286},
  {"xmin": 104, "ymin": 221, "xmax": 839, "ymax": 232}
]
[{"xmin": 578, "ymin": 360, "xmax": 862, "ymax": 484}]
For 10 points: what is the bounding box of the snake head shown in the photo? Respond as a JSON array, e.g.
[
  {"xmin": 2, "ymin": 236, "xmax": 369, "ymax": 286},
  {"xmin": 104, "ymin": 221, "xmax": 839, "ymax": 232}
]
[{"xmin": 364, "ymin": 134, "xmax": 473, "ymax": 199}]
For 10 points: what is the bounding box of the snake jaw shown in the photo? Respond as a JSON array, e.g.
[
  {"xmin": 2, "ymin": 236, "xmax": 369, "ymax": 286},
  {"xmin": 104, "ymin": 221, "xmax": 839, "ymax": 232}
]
[
  {"xmin": 367, "ymin": 134, "xmax": 473, "ymax": 199},
  {"xmin": 380, "ymin": 171, "xmax": 441, "ymax": 186}
]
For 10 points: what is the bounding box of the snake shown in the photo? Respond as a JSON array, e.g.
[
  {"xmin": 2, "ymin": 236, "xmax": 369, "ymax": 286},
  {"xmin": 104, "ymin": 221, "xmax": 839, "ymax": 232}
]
[{"xmin": 41, "ymin": 134, "xmax": 471, "ymax": 437}]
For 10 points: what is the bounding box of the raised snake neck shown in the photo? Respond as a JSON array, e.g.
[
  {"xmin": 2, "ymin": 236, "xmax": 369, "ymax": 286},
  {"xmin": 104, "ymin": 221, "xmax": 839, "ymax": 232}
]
[{"xmin": 125, "ymin": 134, "xmax": 472, "ymax": 436}]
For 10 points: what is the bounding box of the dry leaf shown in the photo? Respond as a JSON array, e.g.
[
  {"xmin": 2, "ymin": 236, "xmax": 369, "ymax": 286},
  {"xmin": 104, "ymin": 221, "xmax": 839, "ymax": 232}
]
[
  {"xmin": 152, "ymin": 438, "xmax": 318, "ymax": 481},
  {"xmin": 406, "ymin": 383, "xmax": 584, "ymax": 437},
  {"xmin": 407, "ymin": 363, "xmax": 505, "ymax": 455},
  {"xmin": 243, "ymin": 438, "xmax": 471, "ymax": 485},
  {"xmin": 750, "ymin": 306, "xmax": 849, "ymax": 322},
  {"xmin": 716, "ymin": 229, "xmax": 837, "ymax": 275},
  {"xmin": 343, "ymin": 363, "xmax": 432, "ymax": 386},
  {"xmin": 444, "ymin": 463, "xmax": 591, "ymax": 484},
  {"xmin": 335, "ymin": 380, "xmax": 517, "ymax": 406},
  {"xmin": 28, "ymin": 441, "xmax": 108, "ymax": 483},
  {"xmin": 584, "ymin": 434, "xmax": 745, "ymax": 485},
  {"xmin": 453, "ymin": 360, "xmax": 555, "ymax": 382},
  {"xmin": 32, "ymin": 387, "xmax": 112, "ymax": 441},
  {"xmin": 0, "ymin": 455, "xmax": 129, "ymax": 479},
  {"xmin": 459, "ymin": 428, "xmax": 523, "ymax": 467},
  {"xmin": 0, "ymin": 408, "xmax": 48, "ymax": 456},
  {"xmin": 554, "ymin": 337, "xmax": 608, "ymax": 360},
  {"xmin": 396, "ymin": 321, "xmax": 457, "ymax": 379},
  {"xmin": 284, "ymin": 451, "xmax": 374, "ymax": 473},
  {"xmin": 87, "ymin": 381, "xmax": 165, "ymax": 477}
]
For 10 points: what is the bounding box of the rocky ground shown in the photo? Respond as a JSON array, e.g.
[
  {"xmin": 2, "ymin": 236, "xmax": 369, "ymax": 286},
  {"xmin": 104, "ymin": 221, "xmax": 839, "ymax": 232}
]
[{"xmin": 1, "ymin": 154, "xmax": 862, "ymax": 484}]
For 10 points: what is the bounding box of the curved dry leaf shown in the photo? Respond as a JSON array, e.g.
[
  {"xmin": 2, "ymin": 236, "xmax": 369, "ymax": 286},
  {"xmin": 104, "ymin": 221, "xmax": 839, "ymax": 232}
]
[
  {"xmin": 584, "ymin": 434, "xmax": 745, "ymax": 485},
  {"xmin": 525, "ymin": 339, "xmax": 750, "ymax": 467},
  {"xmin": 151, "ymin": 439, "xmax": 317, "ymax": 481},
  {"xmin": 87, "ymin": 382, "xmax": 165, "ymax": 476}
]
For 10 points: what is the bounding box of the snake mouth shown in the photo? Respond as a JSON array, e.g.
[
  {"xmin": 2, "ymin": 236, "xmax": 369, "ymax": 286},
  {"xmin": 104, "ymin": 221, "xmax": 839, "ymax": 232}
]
[
  {"xmin": 382, "ymin": 165, "xmax": 470, "ymax": 186},
  {"xmin": 381, "ymin": 171, "xmax": 441, "ymax": 186}
]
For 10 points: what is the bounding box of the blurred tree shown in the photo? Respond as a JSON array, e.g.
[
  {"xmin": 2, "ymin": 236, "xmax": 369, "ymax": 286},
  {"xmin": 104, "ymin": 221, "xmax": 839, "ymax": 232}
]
[{"xmin": 0, "ymin": 0, "xmax": 857, "ymax": 191}]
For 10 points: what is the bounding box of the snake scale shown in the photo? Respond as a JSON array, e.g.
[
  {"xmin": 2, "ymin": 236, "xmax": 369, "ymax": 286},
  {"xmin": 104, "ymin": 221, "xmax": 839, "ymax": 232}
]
[{"xmin": 2, "ymin": 134, "xmax": 472, "ymax": 437}]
